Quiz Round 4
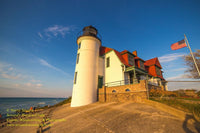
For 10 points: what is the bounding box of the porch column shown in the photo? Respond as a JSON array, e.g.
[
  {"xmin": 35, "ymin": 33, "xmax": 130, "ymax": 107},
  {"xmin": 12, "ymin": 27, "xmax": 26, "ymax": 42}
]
[{"xmin": 133, "ymin": 68, "xmax": 138, "ymax": 83}]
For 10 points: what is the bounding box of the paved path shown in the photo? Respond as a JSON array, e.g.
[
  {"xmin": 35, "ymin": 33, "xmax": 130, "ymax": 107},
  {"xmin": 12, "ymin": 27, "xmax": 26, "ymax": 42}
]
[
  {"xmin": 46, "ymin": 102, "xmax": 200, "ymax": 133},
  {"xmin": 1, "ymin": 102, "xmax": 199, "ymax": 133}
]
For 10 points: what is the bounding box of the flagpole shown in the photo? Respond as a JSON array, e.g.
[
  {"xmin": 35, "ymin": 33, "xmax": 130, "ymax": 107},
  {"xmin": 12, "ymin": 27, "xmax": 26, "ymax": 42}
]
[{"xmin": 184, "ymin": 34, "xmax": 200, "ymax": 77}]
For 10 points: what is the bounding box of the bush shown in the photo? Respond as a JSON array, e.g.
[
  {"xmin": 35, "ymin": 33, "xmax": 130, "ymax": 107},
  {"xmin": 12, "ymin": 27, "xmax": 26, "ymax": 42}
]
[
  {"xmin": 193, "ymin": 104, "xmax": 200, "ymax": 122},
  {"xmin": 149, "ymin": 89, "xmax": 177, "ymax": 98},
  {"xmin": 150, "ymin": 97, "xmax": 200, "ymax": 122}
]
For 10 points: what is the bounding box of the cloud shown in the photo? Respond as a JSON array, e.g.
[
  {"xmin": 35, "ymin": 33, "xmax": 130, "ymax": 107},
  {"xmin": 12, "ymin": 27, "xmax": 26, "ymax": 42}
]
[
  {"xmin": 0, "ymin": 62, "xmax": 23, "ymax": 80},
  {"xmin": 158, "ymin": 53, "xmax": 185, "ymax": 63},
  {"xmin": 25, "ymin": 82, "xmax": 43, "ymax": 88},
  {"xmin": 30, "ymin": 79, "xmax": 41, "ymax": 83},
  {"xmin": 168, "ymin": 68, "xmax": 187, "ymax": 72},
  {"xmin": 1, "ymin": 73, "xmax": 22, "ymax": 80},
  {"xmin": 0, "ymin": 86, "xmax": 69, "ymax": 98},
  {"xmin": 0, "ymin": 61, "xmax": 40, "ymax": 83},
  {"xmin": 38, "ymin": 25, "xmax": 76, "ymax": 39},
  {"xmin": 38, "ymin": 58, "xmax": 69, "ymax": 76},
  {"xmin": 166, "ymin": 74, "xmax": 187, "ymax": 80},
  {"xmin": 36, "ymin": 84, "xmax": 43, "ymax": 88},
  {"xmin": 38, "ymin": 32, "xmax": 43, "ymax": 39}
]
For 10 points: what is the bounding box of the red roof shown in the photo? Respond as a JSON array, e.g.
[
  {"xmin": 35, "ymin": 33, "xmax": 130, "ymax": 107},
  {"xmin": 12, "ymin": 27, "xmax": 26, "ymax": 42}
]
[
  {"xmin": 114, "ymin": 50, "xmax": 131, "ymax": 66},
  {"xmin": 99, "ymin": 46, "xmax": 112, "ymax": 56},
  {"xmin": 134, "ymin": 56, "xmax": 145, "ymax": 62},
  {"xmin": 100, "ymin": 46, "xmax": 131, "ymax": 66},
  {"xmin": 100, "ymin": 46, "xmax": 164, "ymax": 79},
  {"xmin": 120, "ymin": 50, "xmax": 128, "ymax": 54},
  {"xmin": 144, "ymin": 57, "xmax": 162, "ymax": 69}
]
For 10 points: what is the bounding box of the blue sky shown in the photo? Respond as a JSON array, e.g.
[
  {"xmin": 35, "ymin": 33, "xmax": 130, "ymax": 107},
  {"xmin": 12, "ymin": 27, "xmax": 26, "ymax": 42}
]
[{"xmin": 0, "ymin": 0, "xmax": 200, "ymax": 97}]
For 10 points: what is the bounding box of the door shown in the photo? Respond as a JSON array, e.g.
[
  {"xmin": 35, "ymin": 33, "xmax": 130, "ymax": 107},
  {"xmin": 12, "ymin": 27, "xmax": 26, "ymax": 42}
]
[{"xmin": 98, "ymin": 76, "xmax": 103, "ymax": 88}]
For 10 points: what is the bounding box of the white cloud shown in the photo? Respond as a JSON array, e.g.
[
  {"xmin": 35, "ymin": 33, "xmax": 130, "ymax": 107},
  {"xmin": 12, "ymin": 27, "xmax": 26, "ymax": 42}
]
[
  {"xmin": 36, "ymin": 84, "xmax": 43, "ymax": 88},
  {"xmin": 38, "ymin": 32, "xmax": 43, "ymax": 39},
  {"xmin": 0, "ymin": 62, "xmax": 23, "ymax": 80},
  {"xmin": 1, "ymin": 73, "xmax": 21, "ymax": 80},
  {"xmin": 38, "ymin": 58, "xmax": 69, "ymax": 76},
  {"xmin": 168, "ymin": 68, "xmax": 187, "ymax": 72},
  {"xmin": 0, "ymin": 61, "xmax": 41, "ymax": 83},
  {"xmin": 166, "ymin": 74, "xmax": 187, "ymax": 80},
  {"xmin": 158, "ymin": 53, "xmax": 185, "ymax": 63},
  {"xmin": 39, "ymin": 25, "xmax": 76, "ymax": 39},
  {"xmin": 25, "ymin": 82, "xmax": 32, "ymax": 87},
  {"xmin": 30, "ymin": 79, "xmax": 41, "ymax": 83},
  {"xmin": 25, "ymin": 82, "xmax": 43, "ymax": 88},
  {"xmin": 15, "ymin": 84, "xmax": 19, "ymax": 87}
]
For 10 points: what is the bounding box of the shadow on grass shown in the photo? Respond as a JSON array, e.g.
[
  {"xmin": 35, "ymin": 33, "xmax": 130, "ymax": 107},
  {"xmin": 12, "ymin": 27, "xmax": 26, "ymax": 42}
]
[{"xmin": 182, "ymin": 114, "xmax": 200, "ymax": 133}]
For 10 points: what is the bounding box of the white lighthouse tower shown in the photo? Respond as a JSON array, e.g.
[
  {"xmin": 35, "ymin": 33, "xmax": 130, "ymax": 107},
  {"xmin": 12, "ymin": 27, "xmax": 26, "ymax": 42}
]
[{"xmin": 71, "ymin": 26, "xmax": 101, "ymax": 107}]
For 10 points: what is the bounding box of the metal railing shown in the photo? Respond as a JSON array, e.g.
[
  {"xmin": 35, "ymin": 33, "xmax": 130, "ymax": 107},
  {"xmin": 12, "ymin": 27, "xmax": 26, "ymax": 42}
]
[
  {"xmin": 104, "ymin": 79, "xmax": 139, "ymax": 87},
  {"xmin": 76, "ymin": 30, "xmax": 102, "ymax": 41}
]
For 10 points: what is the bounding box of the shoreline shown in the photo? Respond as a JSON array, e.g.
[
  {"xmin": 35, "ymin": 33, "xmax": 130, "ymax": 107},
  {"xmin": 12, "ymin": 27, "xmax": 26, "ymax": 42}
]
[
  {"xmin": 0, "ymin": 97, "xmax": 68, "ymax": 119},
  {"xmin": 0, "ymin": 98, "xmax": 71, "ymax": 129},
  {"xmin": 1, "ymin": 99, "xmax": 200, "ymax": 133}
]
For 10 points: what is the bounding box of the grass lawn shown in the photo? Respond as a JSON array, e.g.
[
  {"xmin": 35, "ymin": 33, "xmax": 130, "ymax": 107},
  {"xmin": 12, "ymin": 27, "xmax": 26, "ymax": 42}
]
[
  {"xmin": 177, "ymin": 97, "xmax": 200, "ymax": 101},
  {"xmin": 150, "ymin": 97, "xmax": 200, "ymax": 122}
]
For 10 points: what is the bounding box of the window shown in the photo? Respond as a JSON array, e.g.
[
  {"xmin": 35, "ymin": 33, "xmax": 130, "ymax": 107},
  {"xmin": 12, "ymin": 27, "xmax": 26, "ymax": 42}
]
[
  {"xmin": 140, "ymin": 61, "xmax": 144, "ymax": 69},
  {"xmin": 76, "ymin": 53, "xmax": 80, "ymax": 64},
  {"xmin": 125, "ymin": 89, "xmax": 130, "ymax": 92},
  {"xmin": 98, "ymin": 76, "xmax": 103, "ymax": 88},
  {"xmin": 156, "ymin": 66, "xmax": 161, "ymax": 76},
  {"xmin": 78, "ymin": 42, "xmax": 81, "ymax": 49},
  {"xmin": 128, "ymin": 54, "xmax": 134, "ymax": 66},
  {"xmin": 74, "ymin": 72, "xmax": 77, "ymax": 84},
  {"xmin": 106, "ymin": 57, "xmax": 110, "ymax": 67},
  {"xmin": 112, "ymin": 90, "xmax": 116, "ymax": 93}
]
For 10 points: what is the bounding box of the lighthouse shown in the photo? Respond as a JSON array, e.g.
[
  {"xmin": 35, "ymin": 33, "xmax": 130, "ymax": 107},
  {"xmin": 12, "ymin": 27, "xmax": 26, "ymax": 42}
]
[{"xmin": 71, "ymin": 26, "xmax": 101, "ymax": 107}]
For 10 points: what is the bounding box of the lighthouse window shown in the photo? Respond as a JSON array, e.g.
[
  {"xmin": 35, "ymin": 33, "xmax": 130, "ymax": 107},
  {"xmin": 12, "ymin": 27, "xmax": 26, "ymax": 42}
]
[
  {"xmin": 76, "ymin": 53, "xmax": 80, "ymax": 64},
  {"xmin": 74, "ymin": 72, "xmax": 77, "ymax": 84},
  {"xmin": 106, "ymin": 57, "xmax": 110, "ymax": 67},
  {"xmin": 78, "ymin": 42, "xmax": 81, "ymax": 49}
]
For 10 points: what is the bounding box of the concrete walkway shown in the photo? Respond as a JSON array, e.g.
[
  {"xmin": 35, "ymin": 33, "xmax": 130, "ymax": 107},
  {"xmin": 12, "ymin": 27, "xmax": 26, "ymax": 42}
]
[
  {"xmin": 1, "ymin": 102, "xmax": 199, "ymax": 133},
  {"xmin": 46, "ymin": 102, "xmax": 200, "ymax": 133}
]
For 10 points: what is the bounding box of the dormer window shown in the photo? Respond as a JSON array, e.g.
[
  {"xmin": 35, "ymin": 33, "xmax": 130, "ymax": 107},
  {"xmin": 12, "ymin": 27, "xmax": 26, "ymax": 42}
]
[
  {"xmin": 128, "ymin": 54, "xmax": 134, "ymax": 66},
  {"xmin": 140, "ymin": 61, "xmax": 144, "ymax": 69},
  {"xmin": 156, "ymin": 66, "xmax": 161, "ymax": 76}
]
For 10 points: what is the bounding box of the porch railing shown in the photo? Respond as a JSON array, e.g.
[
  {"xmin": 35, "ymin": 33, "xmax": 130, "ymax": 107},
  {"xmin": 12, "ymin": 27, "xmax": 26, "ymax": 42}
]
[{"xmin": 104, "ymin": 79, "xmax": 139, "ymax": 87}]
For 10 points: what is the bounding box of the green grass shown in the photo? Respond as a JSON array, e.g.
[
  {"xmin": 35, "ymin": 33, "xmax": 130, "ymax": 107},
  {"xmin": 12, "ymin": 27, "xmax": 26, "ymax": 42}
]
[
  {"xmin": 177, "ymin": 97, "xmax": 200, "ymax": 101},
  {"xmin": 150, "ymin": 98, "xmax": 195, "ymax": 112},
  {"xmin": 38, "ymin": 97, "xmax": 71, "ymax": 109},
  {"xmin": 150, "ymin": 97, "xmax": 200, "ymax": 121}
]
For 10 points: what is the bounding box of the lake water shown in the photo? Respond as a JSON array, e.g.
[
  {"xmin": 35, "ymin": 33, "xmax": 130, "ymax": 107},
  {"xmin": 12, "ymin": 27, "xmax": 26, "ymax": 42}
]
[{"xmin": 0, "ymin": 97, "xmax": 66, "ymax": 118}]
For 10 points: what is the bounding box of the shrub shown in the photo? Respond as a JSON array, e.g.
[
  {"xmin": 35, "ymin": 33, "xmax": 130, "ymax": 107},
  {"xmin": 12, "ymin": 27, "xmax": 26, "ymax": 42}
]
[
  {"xmin": 149, "ymin": 89, "xmax": 177, "ymax": 98},
  {"xmin": 193, "ymin": 104, "xmax": 200, "ymax": 122}
]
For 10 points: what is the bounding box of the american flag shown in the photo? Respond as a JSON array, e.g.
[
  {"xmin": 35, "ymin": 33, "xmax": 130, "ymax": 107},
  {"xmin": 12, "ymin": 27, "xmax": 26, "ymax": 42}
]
[{"xmin": 171, "ymin": 39, "xmax": 187, "ymax": 50}]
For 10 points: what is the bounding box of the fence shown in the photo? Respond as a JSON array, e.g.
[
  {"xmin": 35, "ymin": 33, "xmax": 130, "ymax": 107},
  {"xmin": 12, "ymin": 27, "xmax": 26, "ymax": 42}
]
[{"xmin": 104, "ymin": 79, "xmax": 140, "ymax": 87}]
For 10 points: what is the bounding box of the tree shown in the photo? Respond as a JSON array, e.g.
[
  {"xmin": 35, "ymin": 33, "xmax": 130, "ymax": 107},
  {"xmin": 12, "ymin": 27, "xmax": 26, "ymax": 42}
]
[{"xmin": 183, "ymin": 49, "xmax": 200, "ymax": 79}]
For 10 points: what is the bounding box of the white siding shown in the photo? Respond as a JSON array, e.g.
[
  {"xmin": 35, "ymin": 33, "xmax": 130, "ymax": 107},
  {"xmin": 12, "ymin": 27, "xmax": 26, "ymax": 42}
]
[
  {"xmin": 98, "ymin": 57, "xmax": 104, "ymax": 76},
  {"xmin": 105, "ymin": 51, "xmax": 124, "ymax": 84}
]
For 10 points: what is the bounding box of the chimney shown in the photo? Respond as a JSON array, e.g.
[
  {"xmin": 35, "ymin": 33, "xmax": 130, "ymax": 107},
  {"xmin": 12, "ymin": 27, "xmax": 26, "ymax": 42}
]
[{"xmin": 132, "ymin": 51, "xmax": 137, "ymax": 56}]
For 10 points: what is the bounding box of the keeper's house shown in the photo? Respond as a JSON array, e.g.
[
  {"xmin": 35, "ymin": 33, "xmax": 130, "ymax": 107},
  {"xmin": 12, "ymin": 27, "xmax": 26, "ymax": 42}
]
[{"xmin": 71, "ymin": 26, "xmax": 167, "ymax": 107}]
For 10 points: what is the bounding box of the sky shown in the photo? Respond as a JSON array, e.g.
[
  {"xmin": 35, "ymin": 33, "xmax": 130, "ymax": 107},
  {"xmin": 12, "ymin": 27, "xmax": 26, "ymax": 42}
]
[{"xmin": 0, "ymin": 0, "xmax": 200, "ymax": 97}]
